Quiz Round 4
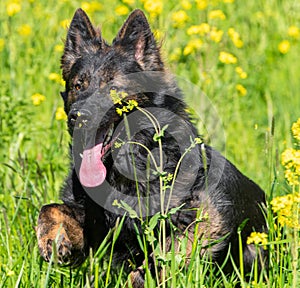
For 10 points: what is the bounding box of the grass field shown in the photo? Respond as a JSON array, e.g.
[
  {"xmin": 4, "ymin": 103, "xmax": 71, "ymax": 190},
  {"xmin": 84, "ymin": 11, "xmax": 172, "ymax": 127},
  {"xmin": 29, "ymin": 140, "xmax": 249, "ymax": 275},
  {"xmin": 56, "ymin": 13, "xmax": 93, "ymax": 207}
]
[{"xmin": 1, "ymin": 0, "xmax": 300, "ymax": 287}]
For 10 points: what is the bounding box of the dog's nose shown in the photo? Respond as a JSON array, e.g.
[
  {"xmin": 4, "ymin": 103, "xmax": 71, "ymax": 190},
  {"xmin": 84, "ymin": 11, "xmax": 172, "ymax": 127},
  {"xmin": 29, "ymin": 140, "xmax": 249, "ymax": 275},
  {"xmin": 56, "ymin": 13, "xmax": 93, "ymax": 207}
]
[
  {"xmin": 69, "ymin": 109, "xmax": 80, "ymax": 125},
  {"xmin": 68, "ymin": 109, "xmax": 90, "ymax": 127}
]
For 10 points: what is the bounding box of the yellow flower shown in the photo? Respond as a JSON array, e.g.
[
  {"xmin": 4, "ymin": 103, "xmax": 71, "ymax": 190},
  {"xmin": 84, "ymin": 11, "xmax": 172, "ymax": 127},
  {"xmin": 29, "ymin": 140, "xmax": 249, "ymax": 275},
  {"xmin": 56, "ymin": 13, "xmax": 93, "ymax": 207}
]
[
  {"xmin": 81, "ymin": 2, "xmax": 102, "ymax": 14},
  {"xmin": 271, "ymin": 194, "xmax": 300, "ymax": 228},
  {"xmin": 219, "ymin": 51, "xmax": 237, "ymax": 64},
  {"xmin": 6, "ymin": 2, "xmax": 21, "ymax": 17},
  {"xmin": 210, "ymin": 27, "xmax": 223, "ymax": 43},
  {"xmin": 270, "ymin": 195, "xmax": 293, "ymax": 213},
  {"xmin": 116, "ymin": 107, "xmax": 123, "ymax": 116},
  {"xmin": 187, "ymin": 23, "xmax": 210, "ymax": 36},
  {"xmin": 60, "ymin": 19, "xmax": 71, "ymax": 29},
  {"xmin": 181, "ymin": 0, "xmax": 192, "ymax": 10},
  {"xmin": 223, "ymin": 0, "xmax": 234, "ymax": 3},
  {"xmin": 169, "ymin": 47, "xmax": 182, "ymax": 62},
  {"xmin": 288, "ymin": 26, "xmax": 300, "ymax": 39},
  {"xmin": 236, "ymin": 84, "xmax": 247, "ymax": 96},
  {"xmin": 55, "ymin": 107, "xmax": 67, "ymax": 121},
  {"xmin": 278, "ymin": 40, "xmax": 290, "ymax": 54},
  {"xmin": 172, "ymin": 10, "xmax": 189, "ymax": 28},
  {"xmin": 208, "ymin": 10, "xmax": 226, "ymax": 20},
  {"xmin": 127, "ymin": 99, "xmax": 138, "ymax": 110},
  {"xmin": 115, "ymin": 5, "xmax": 129, "ymax": 16},
  {"xmin": 17, "ymin": 24, "xmax": 31, "ymax": 37},
  {"xmin": 281, "ymin": 148, "xmax": 297, "ymax": 167},
  {"xmin": 196, "ymin": 0, "xmax": 208, "ymax": 10},
  {"xmin": 246, "ymin": 232, "xmax": 268, "ymax": 249},
  {"xmin": 153, "ymin": 29, "xmax": 163, "ymax": 41},
  {"xmin": 291, "ymin": 118, "xmax": 300, "ymax": 141},
  {"xmin": 281, "ymin": 146, "xmax": 300, "ymax": 186},
  {"xmin": 183, "ymin": 39, "xmax": 203, "ymax": 55},
  {"xmin": 235, "ymin": 66, "xmax": 248, "ymax": 79},
  {"xmin": 54, "ymin": 44, "xmax": 64, "ymax": 53},
  {"xmin": 281, "ymin": 118, "xmax": 300, "ymax": 186},
  {"xmin": 48, "ymin": 73, "xmax": 64, "ymax": 85},
  {"xmin": 228, "ymin": 28, "xmax": 243, "ymax": 48},
  {"xmin": 144, "ymin": 0, "xmax": 163, "ymax": 17},
  {"xmin": 284, "ymin": 169, "xmax": 300, "ymax": 186},
  {"xmin": 0, "ymin": 39, "xmax": 5, "ymax": 52},
  {"xmin": 31, "ymin": 93, "xmax": 46, "ymax": 106},
  {"xmin": 122, "ymin": 0, "xmax": 135, "ymax": 5}
]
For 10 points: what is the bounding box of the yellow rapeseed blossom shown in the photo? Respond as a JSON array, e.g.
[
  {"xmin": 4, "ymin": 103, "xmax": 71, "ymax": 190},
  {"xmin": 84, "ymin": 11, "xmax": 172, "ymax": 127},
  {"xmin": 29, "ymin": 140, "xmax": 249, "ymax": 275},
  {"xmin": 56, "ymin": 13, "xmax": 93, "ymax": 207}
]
[
  {"xmin": 6, "ymin": 2, "xmax": 21, "ymax": 17},
  {"xmin": 291, "ymin": 118, "xmax": 300, "ymax": 141},
  {"xmin": 17, "ymin": 24, "xmax": 31, "ymax": 37},
  {"xmin": 153, "ymin": 29, "xmax": 163, "ymax": 41},
  {"xmin": 278, "ymin": 40, "xmax": 290, "ymax": 54},
  {"xmin": 183, "ymin": 39, "xmax": 203, "ymax": 56},
  {"xmin": 49, "ymin": 73, "xmax": 65, "ymax": 86},
  {"xmin": 116, "ymin": 99, "xmax": 138, "ymax": 116},
  {"xmin": 122, "ymin": 0, "xmax": 135, "ymax": 5},
  {"xmin": 60, "ymin": 19, "xmax": 71, "ymax": 29},
  {"xmin": 196, "ymin": 0, "xmax": 208, "ymax": 10},
  {"xmin": 144, "ymin": 0, "xmax": 163, "ymax": 17},
  {"xmin": 0, "ymin": 39, "xmax": 5, "ymax": 52},
  {"xmin": 236, "ymin": 84, "xmax": 247, "ymax": 96},
  {"xmin": 210, "ymin": 27, "xmax": 223, "ymax": 43},
  {"xmin": 110, "ymin": 89, "xmax": 129, "ymax": 105},
  {"xmin": 270, "ymin": 193, "xmax": 300, "ymax": 229},
  {"xmin": 208, "ymin": 10, "xmax": 226, "ymax": 20},
  {"xmin": 181, "ymin": 0, "xmax": 192, "ymax": 10},
  {"xmin": 281, "ymin": 147, "xmax": 300, "ymax": 186},
  {"xmin": 81, "ymin": 1, "xmax": 102, "ymax": 14},
  {"xmin": 246, "ymin": 232, "xmax": 268, "ymax": 249},
  {"xmin": 235, "ymin": 66, "xmax": 248, "ymax": 79},
  {"xmin": 187, "ymin": 23, "xmax": 210, "ymax": 36},
  {"xmin": 169, "ymin": 47, "xmax": 182, "ymax": 62},
  {"xmin": 228, "ymin": 28, "xmax": 243, "ymax": 48},
  {"xmin": 48, "ymin": 73, "xmax": 61, "ymax": 83},
  {"xmin": 115, "ymin": 5, "xmax": 129, "ymax": 16},
  {"xmin": 55, "ymin": 107, "xmax": 67, "ymax": 121},
  {"xmin": 31, "ymin": 93, "xmax": 46, "ymax": 106},
  {"xmin": 172, "ymin": 10, "xmax": 189, "ymax": 28},
  {"xmin": 219, "ymin": 51, "xmax": 237, "ymax": 64},
  {"xmin": 54, "ymin": 44, "xmax": 64, "ymax": 53},
  {"xmin": 288, "ymin": 26, "xmax": 300, "ymax": 39}
]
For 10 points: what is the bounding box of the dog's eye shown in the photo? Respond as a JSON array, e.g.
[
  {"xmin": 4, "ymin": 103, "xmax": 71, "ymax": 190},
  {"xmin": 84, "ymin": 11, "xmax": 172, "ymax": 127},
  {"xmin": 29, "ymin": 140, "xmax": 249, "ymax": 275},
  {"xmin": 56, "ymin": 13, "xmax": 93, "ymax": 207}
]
[{"xmin": 75, "ymin": 83, "xmax": 82, "ymax": 91}]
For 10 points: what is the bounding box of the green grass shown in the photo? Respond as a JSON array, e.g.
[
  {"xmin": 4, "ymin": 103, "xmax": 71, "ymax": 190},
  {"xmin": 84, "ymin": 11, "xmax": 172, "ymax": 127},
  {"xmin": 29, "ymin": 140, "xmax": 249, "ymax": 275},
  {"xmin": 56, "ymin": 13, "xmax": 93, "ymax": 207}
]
[{"xmin": 1, "ymin": 0, "xmax": 300, "ymax": 287}]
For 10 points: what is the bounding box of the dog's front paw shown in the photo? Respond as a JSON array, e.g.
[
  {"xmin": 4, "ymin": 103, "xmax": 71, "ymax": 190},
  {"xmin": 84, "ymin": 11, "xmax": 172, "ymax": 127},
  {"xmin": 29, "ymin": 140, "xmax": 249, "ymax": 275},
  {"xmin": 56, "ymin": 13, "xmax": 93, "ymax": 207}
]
[
  {"xmin": 37, "ymin": 224, "xmax": 72, "ymax": 264},
  {"xmin": 36, "ymin": 204, "xmax": 85, "ymax": 265}
]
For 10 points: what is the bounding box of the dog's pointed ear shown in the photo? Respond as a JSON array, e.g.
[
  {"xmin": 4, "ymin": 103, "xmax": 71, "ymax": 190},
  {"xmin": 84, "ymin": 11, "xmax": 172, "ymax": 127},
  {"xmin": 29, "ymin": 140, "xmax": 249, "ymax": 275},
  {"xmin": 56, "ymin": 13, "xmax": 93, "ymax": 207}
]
[
  {"xmin": 113, "ymin": 9, "xmax": 163, "ymax": 70},
  {"xmin": 61, "ymin": 9, "xmax": 103, "ymax": 80}
]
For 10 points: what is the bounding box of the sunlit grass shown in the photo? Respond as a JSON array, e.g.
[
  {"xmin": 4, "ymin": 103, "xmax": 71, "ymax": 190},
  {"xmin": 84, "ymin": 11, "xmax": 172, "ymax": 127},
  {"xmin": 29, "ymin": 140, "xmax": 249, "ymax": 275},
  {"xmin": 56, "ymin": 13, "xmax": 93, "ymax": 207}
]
[{"xmin": 0, "ymin": 0, "xmax": 300, "ymax": 287}]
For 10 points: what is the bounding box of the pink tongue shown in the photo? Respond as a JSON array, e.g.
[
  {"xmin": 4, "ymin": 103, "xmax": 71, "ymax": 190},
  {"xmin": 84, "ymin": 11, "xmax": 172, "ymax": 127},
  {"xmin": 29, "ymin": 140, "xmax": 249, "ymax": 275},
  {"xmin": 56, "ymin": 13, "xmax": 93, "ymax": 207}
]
[{"xmin": 79, "ymin": 143, "xmax": 107, "ymax": 187}]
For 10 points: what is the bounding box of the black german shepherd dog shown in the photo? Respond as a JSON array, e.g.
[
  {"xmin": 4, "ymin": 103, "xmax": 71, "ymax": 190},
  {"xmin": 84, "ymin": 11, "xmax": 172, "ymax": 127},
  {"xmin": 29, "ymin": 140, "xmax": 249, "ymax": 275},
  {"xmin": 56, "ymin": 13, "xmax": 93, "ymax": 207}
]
[{"xmin": 37, "ymin": 9, "xmax": 268, "ymax": 286}]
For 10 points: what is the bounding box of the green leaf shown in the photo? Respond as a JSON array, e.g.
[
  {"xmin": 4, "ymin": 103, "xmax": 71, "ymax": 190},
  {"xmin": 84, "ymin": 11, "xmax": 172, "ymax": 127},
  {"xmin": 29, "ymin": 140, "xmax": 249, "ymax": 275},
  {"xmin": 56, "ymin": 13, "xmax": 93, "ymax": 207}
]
[
  {"xmin": 120, "ymin": 200, "xmax": 138, "ymax": 219},
  {"xmin": 168, "ymin": 203, "xmax": 185, "ymax": 215},
  {"xmin": 153, "ymin": 124, "xmax": 169, "ymax": 141}
]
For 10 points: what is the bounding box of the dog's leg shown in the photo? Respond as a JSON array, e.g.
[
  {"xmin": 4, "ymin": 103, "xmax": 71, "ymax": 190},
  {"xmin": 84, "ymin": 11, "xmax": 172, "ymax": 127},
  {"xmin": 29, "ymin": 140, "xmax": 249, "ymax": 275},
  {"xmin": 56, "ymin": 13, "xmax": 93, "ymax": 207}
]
[{"xmin": 36, "ymin": 203, "xmax": 85, "ymax": 265}]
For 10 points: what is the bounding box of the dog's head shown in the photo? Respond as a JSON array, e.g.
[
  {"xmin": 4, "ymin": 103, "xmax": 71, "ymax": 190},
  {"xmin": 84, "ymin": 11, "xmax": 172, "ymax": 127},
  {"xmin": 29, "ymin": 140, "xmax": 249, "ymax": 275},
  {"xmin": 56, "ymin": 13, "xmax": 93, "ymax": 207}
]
[
  {"xmin": 60, "ymin": 9, "xmax": 190, "ymax": 189},
  {"xmin": 61, "ymin": 8, "xmax": 164, "ymax": 113}
]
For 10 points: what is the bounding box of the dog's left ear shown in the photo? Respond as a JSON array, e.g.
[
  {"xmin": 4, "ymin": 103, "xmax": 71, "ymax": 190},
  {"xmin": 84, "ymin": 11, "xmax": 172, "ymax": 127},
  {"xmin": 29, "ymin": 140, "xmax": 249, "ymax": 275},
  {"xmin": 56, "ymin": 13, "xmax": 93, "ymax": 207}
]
[
  {"xmin": 61, "ymin": 9, "xmax": 104, "ymax": 81},
  {"xmin": 113, "ymin": 9, "xmax": 164, "ymax": 71}
]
